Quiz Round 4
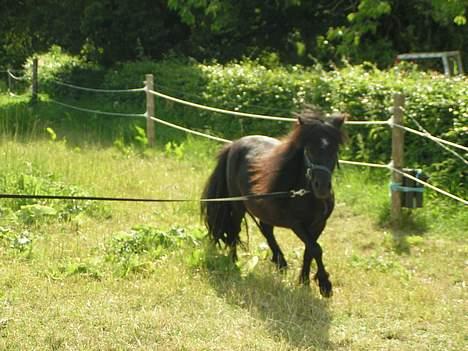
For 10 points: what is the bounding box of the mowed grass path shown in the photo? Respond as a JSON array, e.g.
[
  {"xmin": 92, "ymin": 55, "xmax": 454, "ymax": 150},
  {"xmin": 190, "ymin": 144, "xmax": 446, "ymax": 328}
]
[{"xmin": 0, "ymin": 139, "xmax": 466, "ymax": 350}]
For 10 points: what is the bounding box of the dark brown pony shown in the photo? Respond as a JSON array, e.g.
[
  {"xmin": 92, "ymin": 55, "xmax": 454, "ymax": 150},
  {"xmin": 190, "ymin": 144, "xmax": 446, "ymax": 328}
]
[{"xmin": 201, "ymin": 110, "xmax": 346, "ymax": 297}]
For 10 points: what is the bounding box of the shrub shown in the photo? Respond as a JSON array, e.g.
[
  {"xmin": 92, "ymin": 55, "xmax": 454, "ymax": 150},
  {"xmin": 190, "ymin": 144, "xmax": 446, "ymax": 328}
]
[
  {"xmin": 22, "ymin": 48, "xmax": 467, "ymax": 198},
  {"xmin": 197, "ymin": 62, "xmax": 467, "ymax": 199},
  {"xmin": 24, "ymin": 45, "xmax": 104, "ymax": 98}
]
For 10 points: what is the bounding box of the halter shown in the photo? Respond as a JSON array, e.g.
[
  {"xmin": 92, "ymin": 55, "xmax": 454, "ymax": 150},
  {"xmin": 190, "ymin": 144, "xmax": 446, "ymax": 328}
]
[{"xmin": 304, "ymin": 149, "xmax": 332, "ymax": 181}]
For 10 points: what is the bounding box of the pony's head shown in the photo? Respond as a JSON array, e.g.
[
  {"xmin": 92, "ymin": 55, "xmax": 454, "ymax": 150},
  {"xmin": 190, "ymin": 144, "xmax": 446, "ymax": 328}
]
[{"xmin": 295, "ymin": 110, "xmax": 346, "ymax": 199}]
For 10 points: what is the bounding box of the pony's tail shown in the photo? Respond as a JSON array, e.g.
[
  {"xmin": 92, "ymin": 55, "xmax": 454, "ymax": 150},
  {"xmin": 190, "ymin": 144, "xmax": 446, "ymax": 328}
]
[{"xmin": 201, "ymin": 145, "xmax": 237, "ymax": 247}]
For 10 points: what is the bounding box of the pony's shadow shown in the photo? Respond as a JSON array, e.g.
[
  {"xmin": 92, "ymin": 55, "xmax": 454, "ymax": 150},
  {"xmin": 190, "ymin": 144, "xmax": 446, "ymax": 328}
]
[{"xmin": 204, "ymin": 257, "xmax": 332, "ymax": 350}]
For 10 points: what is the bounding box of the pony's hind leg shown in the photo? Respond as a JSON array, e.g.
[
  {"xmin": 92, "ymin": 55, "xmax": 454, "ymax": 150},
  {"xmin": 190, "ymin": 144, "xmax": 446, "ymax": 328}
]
[
  {"xmin": 226, "ymin": 205, "xmax": 245, "ymax": 262},
  {"xmin": 259, "ymin": 221, "xmax": 287, "ymax": 270}
]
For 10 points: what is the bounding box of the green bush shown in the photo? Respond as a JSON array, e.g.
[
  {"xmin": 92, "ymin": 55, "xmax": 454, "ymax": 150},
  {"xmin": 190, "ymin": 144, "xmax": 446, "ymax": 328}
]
[
  {"xmin": 24, "ymin": 45, "xmax": 104, "ymax": 98},
  {"xmin": 21, "ymin": 48, "xmax": 467, "ymax": 198},
  {"xmin": 198, "ymin": 62, "xmax": 467, "ymax": 199}
]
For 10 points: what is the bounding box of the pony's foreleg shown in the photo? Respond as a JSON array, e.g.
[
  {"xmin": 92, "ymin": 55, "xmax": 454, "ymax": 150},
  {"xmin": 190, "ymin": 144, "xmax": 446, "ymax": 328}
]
[
  {"xmin": 310, "ymin": 242, "xmax": 332, "ymax": 297},
  {"xmin": 293, "ymin": 223, "xmax": 332, "ymax": 297}
]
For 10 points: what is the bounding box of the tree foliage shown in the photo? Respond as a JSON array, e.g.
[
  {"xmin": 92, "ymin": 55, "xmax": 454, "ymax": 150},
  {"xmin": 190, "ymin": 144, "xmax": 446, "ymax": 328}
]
[{"xmin": 1, "ymin": 0, "xmax": 467, "ymax": 68}]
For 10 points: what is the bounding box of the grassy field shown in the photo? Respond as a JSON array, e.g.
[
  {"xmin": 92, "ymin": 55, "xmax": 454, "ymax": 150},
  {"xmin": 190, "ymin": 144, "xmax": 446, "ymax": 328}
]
[{"xmin": 0, "ymin": 94, "xmax": 466, "ymax": 350}]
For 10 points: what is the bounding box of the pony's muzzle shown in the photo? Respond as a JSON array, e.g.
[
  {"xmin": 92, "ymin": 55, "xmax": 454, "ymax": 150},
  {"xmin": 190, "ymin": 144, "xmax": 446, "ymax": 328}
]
[
  {"xmin": 313, "ymin": 182, "xmax": 331, "ymax": 199},
  {"xmin": 309, "ymin": 174, "xmax": 332, "ymax": 199}
]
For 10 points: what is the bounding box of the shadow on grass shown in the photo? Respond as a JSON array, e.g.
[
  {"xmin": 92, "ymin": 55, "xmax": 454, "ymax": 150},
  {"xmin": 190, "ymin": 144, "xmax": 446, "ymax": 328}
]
[
  {"xmin": 0, "ymin": 95, "xmax": 222, "ymax": 151},
  {"xmin": 201, "ymin": 251, "xmax": 332, "ymax": 350},
  {"xmin": 0, "ymin": 97, "xmax": 146, "ymax": 146}
]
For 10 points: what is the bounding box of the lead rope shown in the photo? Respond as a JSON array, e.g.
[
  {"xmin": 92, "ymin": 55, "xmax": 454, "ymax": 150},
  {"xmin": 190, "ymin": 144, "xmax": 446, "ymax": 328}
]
[{"xmin": 0, "ymin": 189, "xmax": 310, "ymax": 203}]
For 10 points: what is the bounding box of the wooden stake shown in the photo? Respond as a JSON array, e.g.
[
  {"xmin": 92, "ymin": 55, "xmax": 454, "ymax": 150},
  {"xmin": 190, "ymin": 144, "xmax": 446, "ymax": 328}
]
[
  {"xmin": 455, "ymin": 53, "xmax": 464, "ymax": 75},
  {"xmin": 391, "ymin": 93, "xmax": 405, "ymax": 226},
  {"xmin": 145, "ymin": 74, "xmax": 155, "ymax": 147},
  {"xmin": 7, "ymin": 68, "xmax": 12, "ymax": 94},
  {"xmin": 31, "ymin": 57, "xmax": 38, "ymax": 104}
]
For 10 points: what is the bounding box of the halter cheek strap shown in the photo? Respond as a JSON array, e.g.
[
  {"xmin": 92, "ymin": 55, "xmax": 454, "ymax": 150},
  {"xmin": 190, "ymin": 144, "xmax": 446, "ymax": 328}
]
[{"xmin": 304, "ymin": 150, "xmax": 332, "ymax": 179}]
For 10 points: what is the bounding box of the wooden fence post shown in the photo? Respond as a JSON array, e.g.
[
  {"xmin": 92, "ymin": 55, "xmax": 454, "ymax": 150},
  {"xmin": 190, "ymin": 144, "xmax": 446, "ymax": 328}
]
[
  {"xmin": 31, "ymin": 57, "xmax": 38, "ymax": 104},
  {"xmin": 391, "ymin": 93, "xmax": 405, "ymax": 225},
  {"xmin": 7, "ymin": 68, "xmax": 12, "ymax": 94},
  {"xmin": 145, "ymin": 74, "xmax": 155, "ymax": 147}
]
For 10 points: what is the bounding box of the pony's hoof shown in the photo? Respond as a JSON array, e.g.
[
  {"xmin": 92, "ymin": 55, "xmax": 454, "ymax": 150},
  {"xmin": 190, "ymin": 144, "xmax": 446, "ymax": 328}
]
[
  {"xmin": 314, "ymin": 273, "xmax": 333, "ymax": 297},
  {"xmin": 319, "ymin": 281, "xmax": 333, "ymax": 297}
]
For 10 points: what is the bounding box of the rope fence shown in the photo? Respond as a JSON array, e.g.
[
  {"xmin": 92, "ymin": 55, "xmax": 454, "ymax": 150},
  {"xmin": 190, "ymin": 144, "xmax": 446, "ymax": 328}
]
[
  {"xmin": 41, "ymin": 79, "xmax": 468, "ymax": 164},
  {"xmin": 147, "ymin": 88, "xmax": 394, "ymax": 126},
  {"xmin": 5, "ymin": 69, "xmax": 467, "ymax": 153},
  {"xmin": 47, "ymin": 97, "xmax": 146, "ymax": 118},
  {"xmin": 147, "ymin": 113, "xmax": 467, "ymax": 206},
  {"xmin": 395, "ymin": 125, "xmax": 467, "ymax": 166},
  {"xmin": 7, "ymin": 70, "xmax": 29, "ymax": 81},
  {"xmin": 148, "ymin": 115, "xmax": 232, "ymax": 144},
  {"xmin": 393, "ymin": 122, "xmax": 467, "ymax": 151},
  {"xmin": 338, "ymin": 160, "xmax": 388, "ymax": 169},
  {"xmin": 148, "ymin": 88, "xmax": 296, "ymax": 122},
  {"xmin": 339, "ymin": 160, "xmax": 467, "ymax": 205},
  {"xmin": 405, "ymin": 115, "xmax": 467, "ymax": 164},
  {"xmin": 48, "ymin": 78, "xmax": 146, "ymax": 93},
  {"xmin": 155, "ymin": 82, "xmax": 297, "ymax": 115},
  {"xmin": 3, "ymin": 64, "xmax": 467, "ymax": 211},
  {"xmin": 388, "ymin": 166, "xmax": 467, "ymax": 205},
  {"xmin": 5, "ymin": 66, "xmax": 466, "ymax": 157}
]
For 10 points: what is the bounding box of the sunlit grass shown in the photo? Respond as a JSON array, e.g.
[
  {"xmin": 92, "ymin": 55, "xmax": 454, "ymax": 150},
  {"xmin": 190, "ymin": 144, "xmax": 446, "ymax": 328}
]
[
  {"xmin": 0, "ymin": 133, "xmax": 465, "ymax": 350},
  {"xmin": 0, "ymin": 85, "xmax": 465, "ymax": 350}
]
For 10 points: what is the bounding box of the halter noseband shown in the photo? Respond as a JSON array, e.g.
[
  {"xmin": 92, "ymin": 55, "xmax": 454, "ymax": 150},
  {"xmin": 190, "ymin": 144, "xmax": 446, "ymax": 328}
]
[{"xmin": 304, "ymin": 149, "xmax": 332, "ymax": 180}]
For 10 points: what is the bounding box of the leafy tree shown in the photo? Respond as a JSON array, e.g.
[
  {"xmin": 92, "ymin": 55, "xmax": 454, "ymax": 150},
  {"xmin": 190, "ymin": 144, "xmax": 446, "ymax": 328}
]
[
  {"xmin": 80, "ymin": 0, "xmax": 189, "ymax": 65},
  {"xmin": 0, "ymin": 0, "xmax": 467, "ymax": 68},
  {"xmin": 0, "ymin": 0, "xmax": 189, "ymax": 68},
  {"xmin": 167, "ymin": 0, "xmax": 350, "ymax": 63},
  {"xmin": 322, "ymin": 0, "xmax": 468, "ymax": 67},
  {"xmin": 431, "ymin": 0, "xmax": 467, "ymax": 25},
  {"xmin": 0, "ymin": 0, "xmax": 87, "ymax": 68}
]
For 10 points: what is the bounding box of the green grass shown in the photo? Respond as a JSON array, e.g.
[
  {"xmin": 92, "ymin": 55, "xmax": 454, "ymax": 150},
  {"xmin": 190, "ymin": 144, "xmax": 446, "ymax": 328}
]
[{"xmin": 0, "ymin": 93, "xmax": 466, "ymax": 350}]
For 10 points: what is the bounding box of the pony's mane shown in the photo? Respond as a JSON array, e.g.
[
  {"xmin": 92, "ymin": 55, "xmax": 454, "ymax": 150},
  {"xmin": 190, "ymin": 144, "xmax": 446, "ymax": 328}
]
[{"xmin": 251, "ymin": 110, "xmax": 345, "ymax": 194}]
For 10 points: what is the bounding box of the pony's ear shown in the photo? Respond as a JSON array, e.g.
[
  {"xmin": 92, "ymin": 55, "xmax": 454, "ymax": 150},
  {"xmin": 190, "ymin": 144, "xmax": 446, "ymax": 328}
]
[
  {"xmin": 330, "ymin": 113, "xmax": 347, "ymax": 129},
  {"xmin": 297, "ymin": 116, "xmax": 305, "ymax": 125}
]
